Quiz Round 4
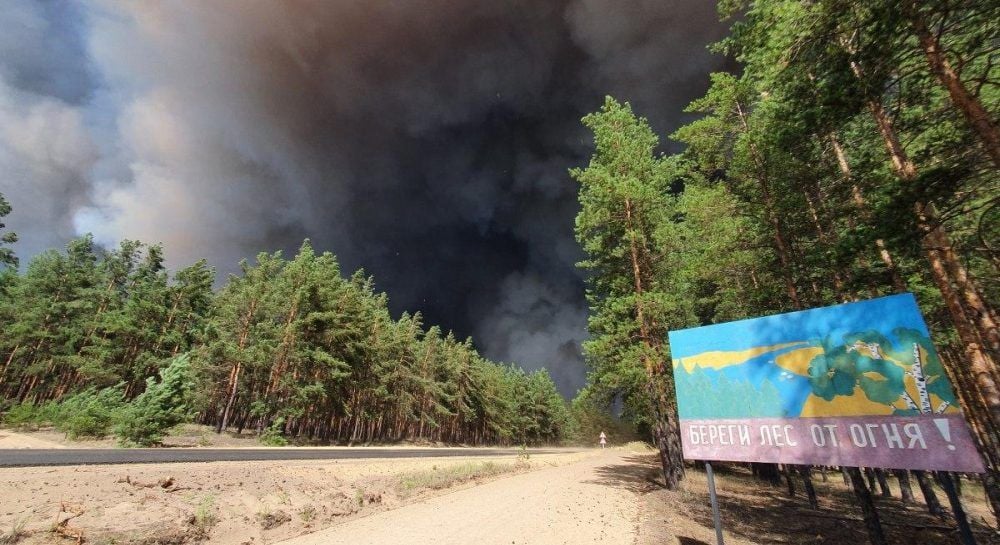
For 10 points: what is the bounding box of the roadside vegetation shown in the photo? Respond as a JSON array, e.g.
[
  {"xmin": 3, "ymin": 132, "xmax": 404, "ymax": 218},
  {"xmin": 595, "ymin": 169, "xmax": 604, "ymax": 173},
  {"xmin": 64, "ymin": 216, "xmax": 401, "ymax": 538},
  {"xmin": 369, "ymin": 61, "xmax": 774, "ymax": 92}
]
[
  {"xmin": 2, "ymin": 356, "xmax": 193, "ymax": 446},
  {"xmin": 0, "ymin": 205, "xmax": 569, "ymax": 446}
]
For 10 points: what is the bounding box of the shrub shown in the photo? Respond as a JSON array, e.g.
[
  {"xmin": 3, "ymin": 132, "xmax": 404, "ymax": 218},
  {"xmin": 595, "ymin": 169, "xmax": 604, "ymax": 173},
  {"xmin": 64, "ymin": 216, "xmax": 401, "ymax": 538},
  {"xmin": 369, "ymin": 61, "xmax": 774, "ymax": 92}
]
[
  {"xmin": 56, "ymin": 387, "xmax": 124, "ymax": 439},
  {"xmin": 114, "ymin": 355, "xmax": 194, "ymax": 446},
  {"xmin": 1, "ymin": 403, "xmax": 42, "ymax": 429},
  {"xmin": 258, "ymin": 417, "xmax": 289, "ymax": 446}
]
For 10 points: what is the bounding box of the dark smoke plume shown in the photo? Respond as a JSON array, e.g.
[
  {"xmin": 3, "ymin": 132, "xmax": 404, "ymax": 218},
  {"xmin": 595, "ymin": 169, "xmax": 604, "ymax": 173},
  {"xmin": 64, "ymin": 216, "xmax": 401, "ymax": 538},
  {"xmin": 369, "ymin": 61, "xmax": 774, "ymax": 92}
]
[{"xmin": 0, "ymin": 0, "xmax": 728, "ymax": 395}]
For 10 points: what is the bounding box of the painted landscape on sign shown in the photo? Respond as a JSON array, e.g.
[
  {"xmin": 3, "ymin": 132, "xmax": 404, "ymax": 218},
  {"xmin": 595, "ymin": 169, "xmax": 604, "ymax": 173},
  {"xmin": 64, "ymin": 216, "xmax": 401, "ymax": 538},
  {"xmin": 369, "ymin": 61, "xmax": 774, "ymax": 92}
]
[
  {"xmin": 668, "ymin": 293, "xmax": 984, "ymax": 472},
  {"xmin": 670, "ymin": 294, "xmax": 959, "ymax": 421}
]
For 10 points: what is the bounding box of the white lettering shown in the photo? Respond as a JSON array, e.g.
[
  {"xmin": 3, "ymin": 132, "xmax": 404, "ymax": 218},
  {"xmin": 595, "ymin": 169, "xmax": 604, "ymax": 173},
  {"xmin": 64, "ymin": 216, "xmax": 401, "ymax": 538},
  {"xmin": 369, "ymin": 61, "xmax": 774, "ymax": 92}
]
[
  {"xmin": 903, "ymin": 423, "xmax": 927, "ymax": 449},
  {"xmin": 882, "ymin": 423, "xmax": 903, "ymax": 449},
  {"xmin": 823, "ymin": 424, "xmax": 840, "ymax": 447},
  {"xmin": 865, "ymin": 423, "xmax": 880, "ymax": 447},
  {"xmin": 784, "ymin": 425, "xmax": 797, "ymax": 446},
  {"xmin": 850, "ymin": 424, "xmax": 869, "ymax": 447},
  {"xmin": 810, "ymin": 424, "xmax": 826, "ymax": 447}
]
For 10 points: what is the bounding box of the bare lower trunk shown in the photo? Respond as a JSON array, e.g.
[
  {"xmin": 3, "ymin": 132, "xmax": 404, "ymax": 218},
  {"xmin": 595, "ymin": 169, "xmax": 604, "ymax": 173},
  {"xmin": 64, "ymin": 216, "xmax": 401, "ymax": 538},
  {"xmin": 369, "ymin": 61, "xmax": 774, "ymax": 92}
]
[
  {"xmin": 914, "ymin": 469, "xmax": 946, "ymax": 518},
  {"xmin": 874, "ymin": 469, "xmax": 891, "ymax": 498},
  {"xmin": 894, "ymin": 470, "xmax": 915, "ymax": 503},
  {"xmin": 646, "ymin": 380, "xmax": 683, "ymax": 489},
  {"xmin": 831, "ymin": 135, "xmax": 907, "ymax": 293},
  {"xmin": 799, "ymin": 466, "xmax": 819, "ymax": 510},
  {"xmin": 785, "ymin": 465, "xmax": 797, "ymax": 497},
  {"xmin": 847, "ymin": 467, "xmax": 887, "ymax": 545},
  {"xmin": 626, "ymin": 196, "xmax": 683, "ymax": 490},
  {"xmin": 217, "ymin": 362, "xmax": 241, "ymax": 433}
]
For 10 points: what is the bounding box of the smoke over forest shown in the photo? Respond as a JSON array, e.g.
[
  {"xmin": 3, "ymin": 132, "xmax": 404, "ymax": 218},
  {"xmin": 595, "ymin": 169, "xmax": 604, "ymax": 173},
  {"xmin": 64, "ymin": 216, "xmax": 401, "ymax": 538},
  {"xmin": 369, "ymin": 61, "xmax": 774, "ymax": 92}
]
[{"xmin": 0, "ymin": 1, "xmax": 728, "ymax": 395}]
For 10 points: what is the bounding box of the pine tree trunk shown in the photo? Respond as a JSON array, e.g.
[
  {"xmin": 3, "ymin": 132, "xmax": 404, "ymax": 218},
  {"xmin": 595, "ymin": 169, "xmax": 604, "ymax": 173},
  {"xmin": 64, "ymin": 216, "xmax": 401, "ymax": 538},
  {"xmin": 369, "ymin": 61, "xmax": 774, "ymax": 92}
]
[
  {"xmin": 802, "ymin": 189, "xmax": 846, "ymax": 294},
  {"xmin": 894, "ymin": 470, "xmax": 915, "ymax": 503},
  {"xmin": 0, "ymin": 344, "xmax": 19, "ymax": 385},
  {"xmin": 903, "ymin": 2, "xmax": 1000, "ymax": 168},
  {"xmin": 858, "ymin": 79, "xmax": 1000, "ymax": 434},
  {"xmin": 625, "ymin": 196, "xmax": 683, "ymax": 490},
  {"xmin": 829, "ymin": 135, "xmax": 907, "ymax": 293},
  {"xmin": 756, "ymin": 462, "xmax": 782, "ymax": 486},
  {"xmin": 785, "ymin": 465, "xmax": 797, "ymax": 497},
  {"xmin": 219, "ymin": 299, "xmax": 258, "ymax": 433},
  {"xmin": 865, "ymin": 467, "xmax": 878, "ymax": 493},
  {"xmin": 981, "ymin": 472, "xmax": 1000, "ymax": 524},
  {"xmin": 936, "ymin": 472, "xmax": 977, "ymax": 545},
  {"xmin": 914, "ymin": 469, "xmax": 946, "ymax": 518},
  {"xmin": 218, "ymin": 362, "xmax": 241, "ymax": 433},
  {"xmin": 847, "ymin": 467, "xmax": 887, "ymax": 545},
  {"xmin": 874, "ymin": 469, "xmax": 892, "ymax": 498},
  {"xmin": 800, "ymin": 466, "xmax": 819, "ymax": 510}
]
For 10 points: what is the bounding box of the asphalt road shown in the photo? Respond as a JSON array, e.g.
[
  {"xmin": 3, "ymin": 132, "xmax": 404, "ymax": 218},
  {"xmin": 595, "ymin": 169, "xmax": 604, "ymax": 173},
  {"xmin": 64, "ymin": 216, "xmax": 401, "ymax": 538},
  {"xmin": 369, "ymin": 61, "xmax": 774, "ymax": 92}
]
[{"xmin": 0, "ymin": 447, "xmax": 563, "ymax": 467}]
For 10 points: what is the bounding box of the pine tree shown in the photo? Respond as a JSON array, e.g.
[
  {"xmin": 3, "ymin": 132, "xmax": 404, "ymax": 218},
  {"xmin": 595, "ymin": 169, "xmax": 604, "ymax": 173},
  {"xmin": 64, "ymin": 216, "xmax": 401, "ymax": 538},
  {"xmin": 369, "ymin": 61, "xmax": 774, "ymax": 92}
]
[
  {"xmin": 114, "ymin": 354, "xmax": 195, "ymax": 446},
  {"xmin": 572, "ymin": 97, "xmax": 693, "ymax": 489},
  {"xmin": 0, "ymin": 193, "xmax": 17, "ymax": 270}
]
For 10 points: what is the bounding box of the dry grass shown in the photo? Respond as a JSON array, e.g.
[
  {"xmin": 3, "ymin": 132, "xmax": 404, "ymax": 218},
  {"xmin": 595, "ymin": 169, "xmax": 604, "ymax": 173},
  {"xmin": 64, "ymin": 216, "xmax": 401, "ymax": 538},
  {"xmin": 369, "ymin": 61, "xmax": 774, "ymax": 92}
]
[
  {"xmin": 396, "ymin": 461, "xmax": 519, "ymax": 495},
  {"xmin": 0, "ymin": 519, "xmax": 28, "ymax": 545}
]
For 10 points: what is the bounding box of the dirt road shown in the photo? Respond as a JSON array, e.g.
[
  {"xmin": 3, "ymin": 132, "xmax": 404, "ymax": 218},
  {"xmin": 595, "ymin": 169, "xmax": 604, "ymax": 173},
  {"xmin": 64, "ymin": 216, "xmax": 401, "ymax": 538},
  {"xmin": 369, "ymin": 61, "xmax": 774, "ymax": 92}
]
[{"xmin": 279, "ymin": 451, "xmax": 638, "ymax": 545}]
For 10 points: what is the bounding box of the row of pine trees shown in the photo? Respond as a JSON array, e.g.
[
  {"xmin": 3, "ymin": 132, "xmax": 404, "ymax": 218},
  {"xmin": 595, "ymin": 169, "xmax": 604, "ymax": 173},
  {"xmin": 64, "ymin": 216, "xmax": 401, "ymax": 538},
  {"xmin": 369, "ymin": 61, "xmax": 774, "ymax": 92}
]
[
  {"xmin": 0, "ymin": 221, "xmax": 569, "ymax": 446},
  {"xmin": 572, "ymin": 0, "xmax": 998, "ymax": 536}
]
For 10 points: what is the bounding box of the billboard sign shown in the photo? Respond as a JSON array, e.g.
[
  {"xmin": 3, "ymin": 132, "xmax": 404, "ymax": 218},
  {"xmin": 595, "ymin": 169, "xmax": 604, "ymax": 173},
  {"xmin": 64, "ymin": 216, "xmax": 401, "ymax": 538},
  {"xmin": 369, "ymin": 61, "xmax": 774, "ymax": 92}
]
[{"xmin": 667, "ymin": 294, "xmax": 984, "ymax": 472}]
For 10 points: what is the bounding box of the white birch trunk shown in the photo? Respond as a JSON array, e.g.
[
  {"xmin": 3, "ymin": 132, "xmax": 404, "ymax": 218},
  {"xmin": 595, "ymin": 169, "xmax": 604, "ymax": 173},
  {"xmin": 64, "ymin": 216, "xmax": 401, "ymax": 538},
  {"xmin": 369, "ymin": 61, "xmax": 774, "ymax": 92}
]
[{"xmin": 910, "ymin": 343, "xmax": 932, "ymax": 414}]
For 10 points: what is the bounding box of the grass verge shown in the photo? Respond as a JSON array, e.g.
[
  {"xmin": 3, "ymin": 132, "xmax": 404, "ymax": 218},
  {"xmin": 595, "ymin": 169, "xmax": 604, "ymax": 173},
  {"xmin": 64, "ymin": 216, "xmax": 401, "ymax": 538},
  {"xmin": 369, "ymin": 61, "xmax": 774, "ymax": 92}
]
[{"xmin": 396, "ymin": 461, "xmax": 520, "ymax": 496}]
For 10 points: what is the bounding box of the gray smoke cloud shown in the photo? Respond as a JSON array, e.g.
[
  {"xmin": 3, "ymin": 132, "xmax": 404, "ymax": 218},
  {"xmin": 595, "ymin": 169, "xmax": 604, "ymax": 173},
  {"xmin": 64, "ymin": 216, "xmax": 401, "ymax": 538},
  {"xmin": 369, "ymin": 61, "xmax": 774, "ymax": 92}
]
[{"xmin": 0, "ymin": 0, "xmax": 727, "ymax": 396}]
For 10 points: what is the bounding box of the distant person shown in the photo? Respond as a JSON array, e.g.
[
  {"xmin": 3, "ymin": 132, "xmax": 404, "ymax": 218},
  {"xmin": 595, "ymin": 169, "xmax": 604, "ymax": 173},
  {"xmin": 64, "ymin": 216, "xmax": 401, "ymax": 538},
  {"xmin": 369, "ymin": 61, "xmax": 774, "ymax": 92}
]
[{"xmin": 599, "ymin": 431, "xmax": 607, "ymax": 449}]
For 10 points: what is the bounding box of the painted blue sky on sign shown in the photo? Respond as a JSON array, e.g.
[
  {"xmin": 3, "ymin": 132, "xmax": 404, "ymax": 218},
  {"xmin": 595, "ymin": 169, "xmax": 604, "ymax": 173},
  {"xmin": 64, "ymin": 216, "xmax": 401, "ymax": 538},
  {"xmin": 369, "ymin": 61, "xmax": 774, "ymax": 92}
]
[{"xmin": 668, "ymin": 294, "xmax": 930, "ymax": 359}]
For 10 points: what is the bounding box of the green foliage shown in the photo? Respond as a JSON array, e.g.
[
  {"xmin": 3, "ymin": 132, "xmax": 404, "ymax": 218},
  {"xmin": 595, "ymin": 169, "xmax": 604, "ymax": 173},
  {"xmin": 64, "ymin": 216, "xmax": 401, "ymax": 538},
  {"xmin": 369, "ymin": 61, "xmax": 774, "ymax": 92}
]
[
  {"xmin": 396, "ymin": 461, "xmax": 512, "ymax": 495},
  {"xmin": 258, "ymin": 417, "xmax": 289, "ymax": 446},
  {"xmin": 0, "ymin": 234, "xmax": 570, "ymax": 446},
  {"xmin": 191, "ymin": 494, "xmax": 218, "ymax": 536},
  {"xmin": 114, "ymin": 355, "xmax": 194, "ymax": 446},
  {"xmin": 572, "ymin": 97, "xmax": 694, "ymax": 423},
  {"xmin": 562, "ymin": 389, "xmax": 641, "ymax": 446},
  {"xmin": 1, "ymin": 403, "xmax": 44, "ymax": 430},
  {"xmin": 0, "ymin": 192, "xmax": 17, "ymax": 270},
  {"xmin": 564, "ymin": 0, "xmax": 998, "ymax": 480},
  {"xmin": 1, "ymin": 388, "xmax": 124, "ymax": 438},
  {"xmin": 55, "ymin": 387, "xmax": 125, "ymax": 439}
]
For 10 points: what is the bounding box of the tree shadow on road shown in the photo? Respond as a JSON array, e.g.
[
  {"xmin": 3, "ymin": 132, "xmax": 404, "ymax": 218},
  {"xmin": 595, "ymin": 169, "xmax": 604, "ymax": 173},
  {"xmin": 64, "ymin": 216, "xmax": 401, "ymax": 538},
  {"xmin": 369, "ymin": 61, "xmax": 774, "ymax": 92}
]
[{"xmin": 586, "ymin": 454, "xmax": 665, "ymax": 493}]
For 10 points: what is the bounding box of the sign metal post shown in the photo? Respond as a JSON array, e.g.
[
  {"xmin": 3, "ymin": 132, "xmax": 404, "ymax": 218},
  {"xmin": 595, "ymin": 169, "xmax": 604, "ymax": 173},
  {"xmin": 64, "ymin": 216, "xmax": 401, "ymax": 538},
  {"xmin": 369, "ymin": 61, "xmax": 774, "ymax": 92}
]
[{"xmin": 705, "ymin": 461, "xmax": 724, "ymax": 545}]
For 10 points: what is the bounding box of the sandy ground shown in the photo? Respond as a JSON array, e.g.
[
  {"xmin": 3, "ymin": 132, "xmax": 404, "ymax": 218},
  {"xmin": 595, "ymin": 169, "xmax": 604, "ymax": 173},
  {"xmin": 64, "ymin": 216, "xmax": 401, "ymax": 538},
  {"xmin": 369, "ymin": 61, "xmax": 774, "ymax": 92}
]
[
  {"xmin": 5, "ymin": 444, "xmax": 994, "ymax": 545},
  {"xmin": 0, "ymin": 449, "xmax": 596, "ymax": 544},
  {"xmin": 0, "ymin": 425, "xmax": 264, "ymax": 449},
  {"xmin": 0, "ymin": 431, "xmax": 65, "ymax": 449},
  {"xmin": 279, "ymin": 450, "xmax": 638, "ymax": 545}
]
